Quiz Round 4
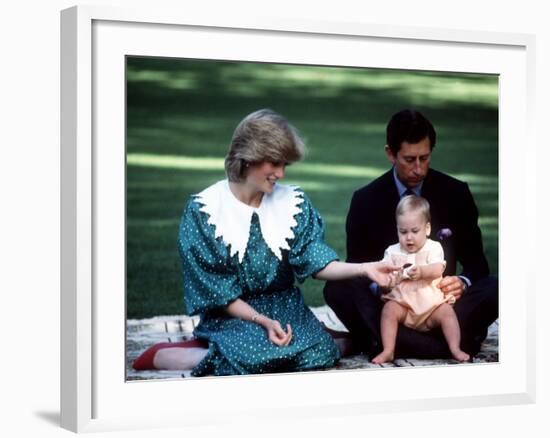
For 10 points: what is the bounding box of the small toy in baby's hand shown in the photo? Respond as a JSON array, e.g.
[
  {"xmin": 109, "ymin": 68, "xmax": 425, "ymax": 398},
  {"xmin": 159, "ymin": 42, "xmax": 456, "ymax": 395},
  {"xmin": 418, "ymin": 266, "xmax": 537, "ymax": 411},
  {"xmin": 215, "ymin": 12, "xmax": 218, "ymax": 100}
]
[{"xmin": 401, "ymin": 263, "xmax": 414, "ymax": 280}]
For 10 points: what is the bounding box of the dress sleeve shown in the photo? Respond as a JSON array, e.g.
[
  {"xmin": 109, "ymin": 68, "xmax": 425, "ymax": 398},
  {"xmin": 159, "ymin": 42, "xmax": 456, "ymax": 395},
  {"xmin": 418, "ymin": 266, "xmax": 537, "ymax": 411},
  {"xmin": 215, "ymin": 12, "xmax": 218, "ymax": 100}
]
[
  {"xmin": 427, "ymin": 240, "xmax": 446, "ymax": 267},
  {"xmin": 178, "ymin": 198, "xmax": 242, "ymax": 316},
  {"xmin": 382, "ymin": 246, "xmax": 392, "ymax": 262},
  {"xmin": 288, "ymin": 191, "xmax": 339, "ymax": 283}
]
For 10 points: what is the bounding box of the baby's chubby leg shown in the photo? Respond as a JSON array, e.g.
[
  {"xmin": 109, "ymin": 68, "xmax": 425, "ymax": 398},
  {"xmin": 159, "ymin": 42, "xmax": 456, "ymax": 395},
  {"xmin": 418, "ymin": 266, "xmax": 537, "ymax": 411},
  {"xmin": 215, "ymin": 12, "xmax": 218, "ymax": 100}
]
[
  {"xmin": 426, "ymin": 304, "xmax": 470, "ymax": 362},
  {"xmin": 372, "ymin": 301, "xmax": 408, "ymax": 364}
]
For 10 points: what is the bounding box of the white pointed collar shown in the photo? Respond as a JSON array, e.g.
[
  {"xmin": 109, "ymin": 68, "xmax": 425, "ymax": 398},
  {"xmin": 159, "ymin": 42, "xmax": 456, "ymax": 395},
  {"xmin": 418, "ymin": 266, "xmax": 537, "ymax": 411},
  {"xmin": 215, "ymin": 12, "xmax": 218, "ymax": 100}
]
[{"xmin": 193, "ymin": 180, "xmax": 304, "ymax": 262}]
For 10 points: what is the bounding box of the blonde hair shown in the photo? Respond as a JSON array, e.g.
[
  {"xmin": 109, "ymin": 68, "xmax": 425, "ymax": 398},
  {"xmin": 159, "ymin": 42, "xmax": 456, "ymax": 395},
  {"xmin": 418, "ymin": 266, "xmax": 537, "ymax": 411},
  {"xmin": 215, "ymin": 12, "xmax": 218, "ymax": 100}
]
[
  {"xmin": 396, "ymin": 195, "xmax": 431, "ymax": 223},
  {"xmin": 224, "ymin": 109, "xmax": 305, "ymax": 182}
]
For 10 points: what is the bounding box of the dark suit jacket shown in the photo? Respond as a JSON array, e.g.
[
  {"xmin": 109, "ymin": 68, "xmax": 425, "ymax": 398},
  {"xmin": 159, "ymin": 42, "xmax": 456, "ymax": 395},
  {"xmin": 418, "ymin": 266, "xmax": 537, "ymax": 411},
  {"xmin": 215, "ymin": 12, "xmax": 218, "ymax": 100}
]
[{"xmin": 346, "ymin": 168, "xmax": 489, "ymax": 284}]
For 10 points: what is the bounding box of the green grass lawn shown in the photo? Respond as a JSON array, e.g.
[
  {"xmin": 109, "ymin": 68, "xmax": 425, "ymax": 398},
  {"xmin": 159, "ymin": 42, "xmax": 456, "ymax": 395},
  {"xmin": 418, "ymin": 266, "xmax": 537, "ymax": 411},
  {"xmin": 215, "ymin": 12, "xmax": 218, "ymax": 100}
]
[{"xmin": 126, "ymin": 57, "xmax": 498, "ymax": 319}]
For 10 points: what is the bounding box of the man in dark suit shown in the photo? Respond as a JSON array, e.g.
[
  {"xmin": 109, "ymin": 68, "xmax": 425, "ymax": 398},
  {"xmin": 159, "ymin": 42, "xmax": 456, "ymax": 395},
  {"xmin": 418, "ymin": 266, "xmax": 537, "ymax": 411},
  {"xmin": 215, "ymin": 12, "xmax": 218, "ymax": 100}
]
[{"xmin": 323, "ymin": 109, "xmax": 498, "ymax": 359}]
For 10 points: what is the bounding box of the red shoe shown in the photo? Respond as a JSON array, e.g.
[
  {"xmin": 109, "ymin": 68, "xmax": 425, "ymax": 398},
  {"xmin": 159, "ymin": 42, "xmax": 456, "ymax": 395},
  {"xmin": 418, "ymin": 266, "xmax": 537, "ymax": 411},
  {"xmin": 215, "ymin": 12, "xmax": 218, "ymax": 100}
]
[{"xmin": 132, "ymin": 338, "xmax": 208, "ymax": 370}]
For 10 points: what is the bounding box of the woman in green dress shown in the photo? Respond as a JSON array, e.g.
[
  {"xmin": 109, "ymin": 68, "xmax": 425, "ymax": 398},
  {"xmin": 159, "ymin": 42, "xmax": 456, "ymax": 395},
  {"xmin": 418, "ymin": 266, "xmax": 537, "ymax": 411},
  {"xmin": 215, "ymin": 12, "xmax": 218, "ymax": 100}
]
[{"xmin": 133, "ymin": 109, "xmax": 396, "ymax": 376}]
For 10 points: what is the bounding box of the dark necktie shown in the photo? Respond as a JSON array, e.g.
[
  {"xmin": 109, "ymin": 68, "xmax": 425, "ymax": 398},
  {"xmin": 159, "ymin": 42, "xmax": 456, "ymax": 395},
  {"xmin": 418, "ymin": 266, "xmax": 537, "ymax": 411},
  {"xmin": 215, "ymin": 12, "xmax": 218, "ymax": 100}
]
[{"xmin": 402, "ymin": 189, "xmax": 415, "ymax": 198}]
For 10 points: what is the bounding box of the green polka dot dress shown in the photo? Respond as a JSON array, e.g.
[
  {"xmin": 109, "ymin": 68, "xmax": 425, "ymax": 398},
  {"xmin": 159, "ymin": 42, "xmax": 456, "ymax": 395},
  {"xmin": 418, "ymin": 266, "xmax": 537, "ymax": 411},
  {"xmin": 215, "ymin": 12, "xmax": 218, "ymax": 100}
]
[{"xmin": 177, "ymin": 180, "xmax": 340, "ymax": 376}]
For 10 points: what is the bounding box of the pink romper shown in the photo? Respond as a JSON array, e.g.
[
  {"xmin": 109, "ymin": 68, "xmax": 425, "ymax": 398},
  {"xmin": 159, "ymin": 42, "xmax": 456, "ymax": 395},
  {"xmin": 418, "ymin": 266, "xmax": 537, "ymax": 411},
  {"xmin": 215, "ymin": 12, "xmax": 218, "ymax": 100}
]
[{"xmin": 382, "ymin": 239, "xmax": 455, "ymax": 331}]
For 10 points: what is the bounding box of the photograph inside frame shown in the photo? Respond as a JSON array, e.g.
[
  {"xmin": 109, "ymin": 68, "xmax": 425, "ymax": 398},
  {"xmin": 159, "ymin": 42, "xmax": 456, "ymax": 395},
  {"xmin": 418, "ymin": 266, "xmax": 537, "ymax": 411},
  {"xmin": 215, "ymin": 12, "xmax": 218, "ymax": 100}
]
[{"xmin": 125, "ymin": 56, "xmax": 499, "ymax": 381}]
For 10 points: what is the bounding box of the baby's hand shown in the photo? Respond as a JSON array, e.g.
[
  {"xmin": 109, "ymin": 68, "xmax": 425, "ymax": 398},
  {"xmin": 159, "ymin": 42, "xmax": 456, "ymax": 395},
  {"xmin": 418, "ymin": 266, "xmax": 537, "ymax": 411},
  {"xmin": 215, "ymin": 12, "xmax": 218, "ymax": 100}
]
[{"xmin": 406, "ymin": 265, "xmax": 421, "ymax": 280}]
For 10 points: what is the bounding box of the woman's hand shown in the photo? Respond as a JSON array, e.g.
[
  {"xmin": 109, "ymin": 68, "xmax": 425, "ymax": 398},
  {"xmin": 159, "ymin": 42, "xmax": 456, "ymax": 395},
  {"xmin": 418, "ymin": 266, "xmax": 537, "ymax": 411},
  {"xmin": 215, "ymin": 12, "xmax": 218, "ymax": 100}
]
[
  {"xmin": 363, "ymin": 261, "xmax": 400, "ymax": 288},
  {"xmin": 257, "ymin": 316, "xmax": 293, "ymax": 346}
]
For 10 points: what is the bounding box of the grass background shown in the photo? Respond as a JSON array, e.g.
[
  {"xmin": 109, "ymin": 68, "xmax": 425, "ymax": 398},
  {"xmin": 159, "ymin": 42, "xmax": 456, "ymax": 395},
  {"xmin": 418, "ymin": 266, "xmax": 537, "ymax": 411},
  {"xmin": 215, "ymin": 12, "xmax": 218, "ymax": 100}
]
[{"xmin": 126, "ymin": 57, "xmax": 498, "ymax": 319}]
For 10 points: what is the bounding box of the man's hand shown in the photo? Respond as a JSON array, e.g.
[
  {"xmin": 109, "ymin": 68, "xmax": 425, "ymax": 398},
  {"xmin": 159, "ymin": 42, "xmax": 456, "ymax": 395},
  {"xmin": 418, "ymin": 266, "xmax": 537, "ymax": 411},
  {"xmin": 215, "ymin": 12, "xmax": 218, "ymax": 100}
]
[{"xmin": 437, "ymin": 275, "xmax": 466, "ymax": 300}]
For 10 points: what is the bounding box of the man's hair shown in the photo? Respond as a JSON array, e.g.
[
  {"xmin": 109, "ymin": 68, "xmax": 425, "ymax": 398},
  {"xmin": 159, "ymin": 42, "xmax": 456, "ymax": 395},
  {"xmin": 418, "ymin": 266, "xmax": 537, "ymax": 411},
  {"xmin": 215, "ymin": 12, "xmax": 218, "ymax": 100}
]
[
  {"xmin": 396, "ymin": 195, "xmax": 431, "ymax": 223},
  {"xmin": 386, "ymin": 109, "xmax": 436, "ymax": 156},
  {"xmin": 224, "ymin": 109, "xmax": 305, "ymax": 182}
]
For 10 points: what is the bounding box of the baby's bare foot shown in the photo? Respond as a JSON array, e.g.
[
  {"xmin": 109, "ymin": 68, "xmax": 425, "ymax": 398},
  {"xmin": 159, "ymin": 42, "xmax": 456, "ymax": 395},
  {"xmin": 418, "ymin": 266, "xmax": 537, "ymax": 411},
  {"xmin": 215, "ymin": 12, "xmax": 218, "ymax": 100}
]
[
  {"xmin": 371, "ymin": 350, "xmax": 394, "ymax": 364},
  {"xmin": 451, "ymin": 349, "xmax": 470, "ymax": 362}
]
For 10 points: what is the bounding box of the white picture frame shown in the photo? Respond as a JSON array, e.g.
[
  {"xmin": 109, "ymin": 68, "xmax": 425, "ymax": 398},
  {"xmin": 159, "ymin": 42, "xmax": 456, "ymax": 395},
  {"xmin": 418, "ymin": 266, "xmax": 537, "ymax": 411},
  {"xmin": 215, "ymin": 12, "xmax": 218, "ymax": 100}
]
[{"xmin": 60, "ymin": 4, "xmax": 536, "ymax": 433}]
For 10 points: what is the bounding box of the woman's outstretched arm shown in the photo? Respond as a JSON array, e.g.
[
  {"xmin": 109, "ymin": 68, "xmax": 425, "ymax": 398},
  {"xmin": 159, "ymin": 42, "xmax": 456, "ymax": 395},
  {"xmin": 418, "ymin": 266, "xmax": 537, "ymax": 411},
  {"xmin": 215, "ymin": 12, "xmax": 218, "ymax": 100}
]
[{"xmin": 314, "ymin": 260, "xmax": 398, "ymax": 288}]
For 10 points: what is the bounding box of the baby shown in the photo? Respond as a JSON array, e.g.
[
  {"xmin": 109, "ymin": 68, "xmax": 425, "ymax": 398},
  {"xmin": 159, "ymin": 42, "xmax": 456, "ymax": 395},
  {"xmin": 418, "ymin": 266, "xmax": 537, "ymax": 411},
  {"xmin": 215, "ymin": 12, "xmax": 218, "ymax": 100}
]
[{"xmin": 371, "ymin": 195, "xmax": 470, "ymax": 364}]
